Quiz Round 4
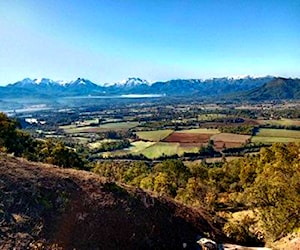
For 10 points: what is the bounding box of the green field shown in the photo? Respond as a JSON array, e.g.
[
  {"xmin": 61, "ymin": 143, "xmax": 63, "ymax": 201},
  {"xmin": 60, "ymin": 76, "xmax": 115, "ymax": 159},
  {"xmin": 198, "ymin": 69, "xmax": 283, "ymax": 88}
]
[
  {"xmin": 135, "ymin": 130, "xmax": 174, "ymax": 141},
  {"xmin": 177, "ymin": 128, "xmax": 220, "ymax": 134},
  {"xmin": 129, "ymin": 141, "xmax": 156, "ymax": 153},
  {"xmin": 102, "ymin": 140, "xmax": 200, "ymax": 159},
  {"xmin": 255, "ymin": 128, "xmax": 300, "ymax": 138},
  {"xmin": 251, "ymin": 136, "xmax": 300, "ymax": 143},
  {"xmin": 257, "ymin": 119, "xmax": 300, "ymax": 127},
  {"xmin": 251, "ymin": 128, "xmax": 300, "ymax": 143},
  {"xmin": 101, "ymin": 141, "xmax": 155, "ymax": 158},
  {"xmin": 139, "ymin": 142, "xmax": 199, "ymax": 159}
]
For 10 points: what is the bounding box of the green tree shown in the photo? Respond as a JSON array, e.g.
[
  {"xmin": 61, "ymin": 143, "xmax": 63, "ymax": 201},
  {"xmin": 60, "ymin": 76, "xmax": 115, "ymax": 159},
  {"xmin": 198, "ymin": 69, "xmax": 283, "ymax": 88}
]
[
  {"xmin": 154, "ymin": 159, "xmax": 191, "ymax": 188},
  {"xmin": 153, "ymin": 172, "xmax": 175, "ymax": 196},
  {"xmin": 245, "ymin": 143, "xmax": 300, "ymax": 241},
  {"xmin": 122, "ymin": 162, "xmax": 150, "ymax": 185}
]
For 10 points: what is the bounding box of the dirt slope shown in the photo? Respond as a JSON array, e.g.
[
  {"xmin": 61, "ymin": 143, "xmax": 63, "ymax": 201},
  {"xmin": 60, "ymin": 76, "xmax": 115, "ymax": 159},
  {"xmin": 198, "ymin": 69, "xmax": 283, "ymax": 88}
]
[{"xmin": 0, "ymin": 154, "xmax": 226, "ymax": 249}]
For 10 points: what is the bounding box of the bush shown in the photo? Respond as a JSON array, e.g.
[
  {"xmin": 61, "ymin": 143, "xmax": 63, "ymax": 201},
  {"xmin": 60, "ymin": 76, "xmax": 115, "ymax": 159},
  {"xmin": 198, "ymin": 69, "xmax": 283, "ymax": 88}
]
[{"xmin": 223, "ymin": 212, "xmax": 264, "ymax": 246}]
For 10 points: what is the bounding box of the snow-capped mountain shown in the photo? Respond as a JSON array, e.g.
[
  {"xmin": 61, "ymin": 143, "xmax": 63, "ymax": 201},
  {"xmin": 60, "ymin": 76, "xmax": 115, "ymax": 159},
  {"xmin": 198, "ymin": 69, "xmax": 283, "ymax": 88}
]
[
  {"xmin": 9, "ymin": 78, "xmax": 100, "ymax": 89},
  {"xmin": 65, "ymin": 78, "xmax": 99, "ymax": 87},
  {"xmin": 2, "ymin": 75, "xmax": 293, "ymax": 101},
  {"xmin": 9, "ymin": 78, "xmax": 62, "ymax": 88},
  {"xmin": 33, "ymin": 78, "xmax": 58, "ymax": 85},
  {"xmin": 63, "ymin": 78, "xmax": 104, "ymax": 95},
  {"xmin": 104, "ymin": 77, "xmax": 151, "ymax": 87},
  {"xmin": 4, "ymin": 78, "xmax": 104, "ymax": 98},
  {"xmin": 117, "ymin": 77, "xmax": 151, "ymax": 86}
]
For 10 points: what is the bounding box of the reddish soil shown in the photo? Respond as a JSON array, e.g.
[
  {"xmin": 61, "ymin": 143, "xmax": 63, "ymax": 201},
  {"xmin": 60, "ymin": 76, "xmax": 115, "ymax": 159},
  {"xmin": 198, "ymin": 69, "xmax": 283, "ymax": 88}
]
[
  {"xmin": 163, "ymin": 133, "xmax": 211, "ymax": 144},
  {"xmin": 179, "ymin": 142, "xmax": 208, "ymax": 147},
  {"xmin": 0, "ymin": 154, "xmax": 226, "ymax": 249}
]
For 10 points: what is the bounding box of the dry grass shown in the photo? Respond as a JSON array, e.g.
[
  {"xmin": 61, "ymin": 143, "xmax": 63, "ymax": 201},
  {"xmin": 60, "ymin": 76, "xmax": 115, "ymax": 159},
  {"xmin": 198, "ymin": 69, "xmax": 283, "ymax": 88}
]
[
  {"xmin": 0, "ymin": 153, "xmax": 225, "ymax": 249},
  {"xmin": 211, "ymin": 133, "xmax": 251, "ymax": 143}
]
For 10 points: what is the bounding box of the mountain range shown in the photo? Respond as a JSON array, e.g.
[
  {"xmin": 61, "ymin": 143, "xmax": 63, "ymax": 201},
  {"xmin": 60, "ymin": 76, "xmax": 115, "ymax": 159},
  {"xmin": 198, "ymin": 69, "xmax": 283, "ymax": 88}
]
[{"xmin": 0, "ymin": 76, "xmax": 299, "ymax": 101}]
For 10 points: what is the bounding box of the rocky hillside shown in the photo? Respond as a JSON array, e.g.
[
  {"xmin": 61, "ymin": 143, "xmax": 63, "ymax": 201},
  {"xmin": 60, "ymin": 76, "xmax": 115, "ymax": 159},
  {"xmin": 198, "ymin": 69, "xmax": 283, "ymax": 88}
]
[{"xmin": 0, "ymin": 154, "xmax": 225, "ymax": 249}]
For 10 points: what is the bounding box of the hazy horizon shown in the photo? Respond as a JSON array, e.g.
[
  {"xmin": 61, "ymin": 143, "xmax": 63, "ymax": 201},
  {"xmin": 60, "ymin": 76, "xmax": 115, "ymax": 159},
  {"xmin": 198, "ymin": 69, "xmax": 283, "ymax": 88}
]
[{"xmin": 1, "ymin": 0, "xmax": 299, "ymax": 85}]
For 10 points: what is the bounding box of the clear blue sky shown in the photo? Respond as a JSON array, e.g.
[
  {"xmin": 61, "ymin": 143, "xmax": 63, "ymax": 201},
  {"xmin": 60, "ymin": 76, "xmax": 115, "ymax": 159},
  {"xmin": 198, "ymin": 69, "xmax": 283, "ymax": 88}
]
[{"xmin": 0, "ymin": 0, "xmax": 299, "ymax": 85}]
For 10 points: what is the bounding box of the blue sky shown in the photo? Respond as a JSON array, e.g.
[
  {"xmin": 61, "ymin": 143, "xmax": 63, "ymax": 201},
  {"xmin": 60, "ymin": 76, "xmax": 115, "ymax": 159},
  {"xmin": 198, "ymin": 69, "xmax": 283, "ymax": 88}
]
[{"xmin": 0, "ymin": 0, "xmax": 299, "ymax": 85}]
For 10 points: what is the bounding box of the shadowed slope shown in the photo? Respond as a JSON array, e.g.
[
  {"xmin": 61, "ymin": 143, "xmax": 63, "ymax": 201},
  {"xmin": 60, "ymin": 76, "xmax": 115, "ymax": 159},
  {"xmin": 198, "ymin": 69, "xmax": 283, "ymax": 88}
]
[{"xmin": 0, "ymin": 154, "xmax": 225, "ymax": 249}]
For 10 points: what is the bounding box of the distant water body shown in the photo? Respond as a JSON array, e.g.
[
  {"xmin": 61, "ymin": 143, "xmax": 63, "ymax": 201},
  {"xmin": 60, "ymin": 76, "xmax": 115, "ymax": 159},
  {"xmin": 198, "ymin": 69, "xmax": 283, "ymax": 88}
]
[{"xmin": 64, "ymin": 94, "xmax": 165, "ymax": 99}]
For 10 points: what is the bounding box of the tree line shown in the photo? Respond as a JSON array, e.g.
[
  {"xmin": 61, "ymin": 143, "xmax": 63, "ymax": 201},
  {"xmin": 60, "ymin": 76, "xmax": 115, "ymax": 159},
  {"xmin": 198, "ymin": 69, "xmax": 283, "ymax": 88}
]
[
  {"xmin": 0, "ymin": 113, "xmax": 85, "ymax": 169},
  {"xmin": 93, "ymin": 142, "xmax": 300, "ymax": 245}
]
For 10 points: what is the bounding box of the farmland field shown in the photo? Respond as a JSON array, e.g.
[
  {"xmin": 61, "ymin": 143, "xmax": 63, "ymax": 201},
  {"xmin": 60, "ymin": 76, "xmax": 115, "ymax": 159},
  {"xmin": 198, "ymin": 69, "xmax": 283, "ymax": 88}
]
[
  {"xmin": 251, "ymin": 128, "xmax": 300, "ymax": 143},
  {"xmin": 129, "ymin": 141, "xmax": 156, "ymax": 153},
  {"xmin": 211, "ymin": 133, "xmax": 251, "ymax": 150},
  {"xmin": 101, "ymin": 140, "xmax": 199, "ymax": 159},
  {"xmin": 254, "ymin": 128, "xmax": 300, "ymax": 138},
  {"xmin": 176, "ymin": 128, "xmax": 220, "ymax": 134},
  {"xmin": 211, "ymin": 133, "xmax": 251, "ymax": 142},
  {"xmin": 60, "ymin": 125, "xmax": 104, "ymax": 134},
  {"xmin": 257, "ymin": 119, "xmax": 300, "ymax": 127},
  {"xmin": 139, "ymin": 142, "xmax": 178, "ymax": 158},
  {"xmin": 138, "ymin": 142, "xmax": 199, "ymax": 159},
  {"xmin": 60, "ymin": 121, "xmax": 139, "ymax": 134},
  {"xmin": 251, "ymin": 136, "xmax": 300, "ymax": 143},
  {"xmin": 100, "ymin": 121, "xmax": 139, "ymax": 129},
  {"xmin": 102, "ymin": 141, "xmax": 156, "ymax": 158},
  {"xmin": 163, "ymin": 133, "xmax": 211, "ymax": 144},
  {"xmin": 135, "ymin": 129, "xmax": 173, "ymax": 141}
]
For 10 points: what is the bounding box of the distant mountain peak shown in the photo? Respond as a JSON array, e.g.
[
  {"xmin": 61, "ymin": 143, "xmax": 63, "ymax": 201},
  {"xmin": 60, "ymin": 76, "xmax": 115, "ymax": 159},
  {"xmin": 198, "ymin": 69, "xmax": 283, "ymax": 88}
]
[
  {"xmin": 20, "ymin": 78, "xmax": 34, "ymax": 84},
  {"xmin": 68, "ymin": 78, "xmax": 86, "ymax": 85},
  {"xmin": 66, "ymin": 78, "xmax": 98, "ymax": 87},
  {"xmin": 33, "ymin": 78, "xmax": 57, "ymax": 85},
  {"xmin": 118, "ymin": 77, "xmax": 151, "ymax": 86}
]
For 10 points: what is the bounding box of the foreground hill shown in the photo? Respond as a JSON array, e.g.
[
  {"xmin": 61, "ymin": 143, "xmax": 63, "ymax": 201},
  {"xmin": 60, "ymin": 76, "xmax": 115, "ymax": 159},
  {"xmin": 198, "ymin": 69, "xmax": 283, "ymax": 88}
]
[{"xmin": 0, "ymin": 154, "xmax": 225, "ymax": 249}]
